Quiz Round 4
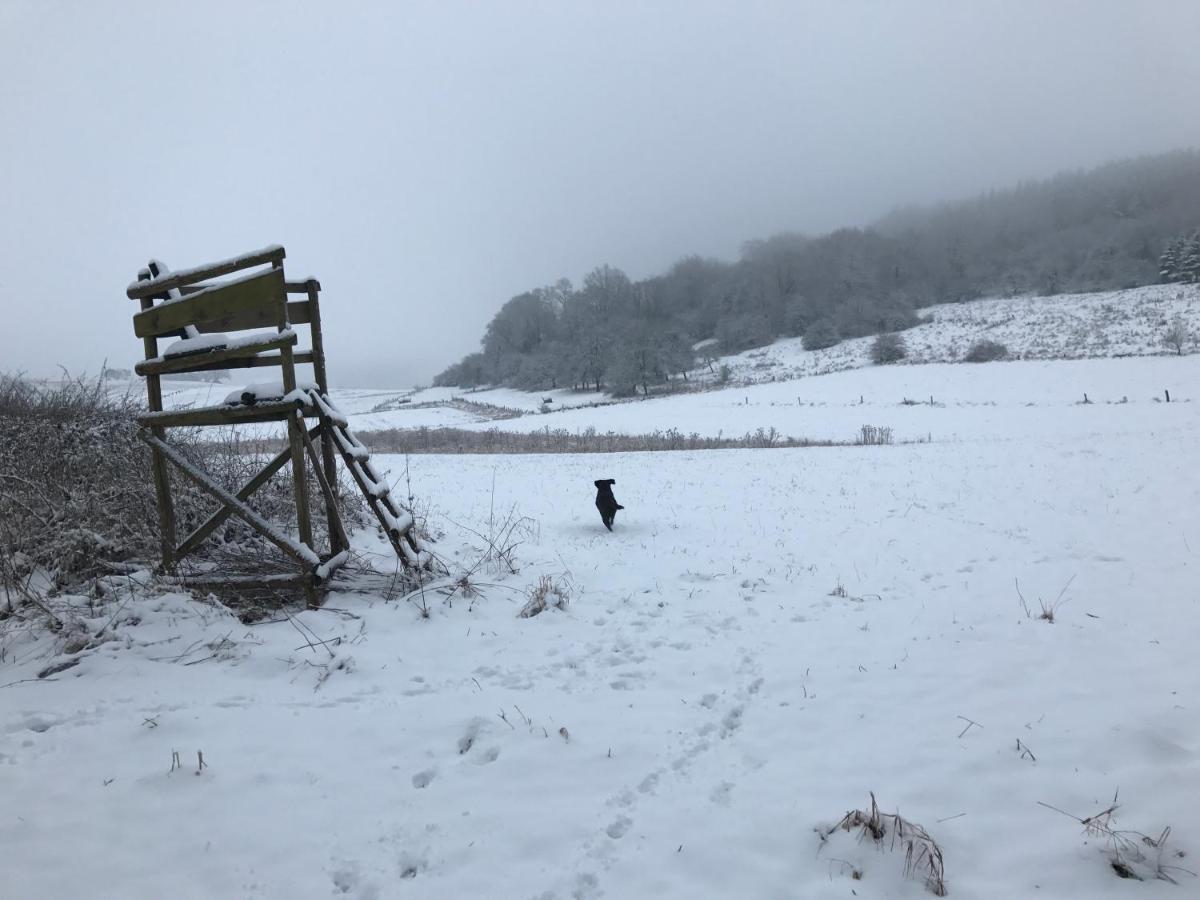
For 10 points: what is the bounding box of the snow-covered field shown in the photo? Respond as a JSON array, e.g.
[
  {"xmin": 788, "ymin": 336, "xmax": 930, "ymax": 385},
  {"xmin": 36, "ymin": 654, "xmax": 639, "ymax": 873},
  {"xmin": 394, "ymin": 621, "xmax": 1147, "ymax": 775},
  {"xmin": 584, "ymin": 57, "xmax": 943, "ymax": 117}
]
[{"xmin": 5, "ymin": 347, "xmax": 1200, "ymax": 898}]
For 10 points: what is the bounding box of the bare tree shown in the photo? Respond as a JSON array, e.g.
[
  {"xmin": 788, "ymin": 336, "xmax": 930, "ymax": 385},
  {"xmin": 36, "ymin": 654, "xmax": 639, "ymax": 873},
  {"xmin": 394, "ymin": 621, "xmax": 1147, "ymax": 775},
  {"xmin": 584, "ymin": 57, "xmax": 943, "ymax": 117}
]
[{"xmin": 1164, "ymin": 317, "xmax": 1191, "ymax": 356}]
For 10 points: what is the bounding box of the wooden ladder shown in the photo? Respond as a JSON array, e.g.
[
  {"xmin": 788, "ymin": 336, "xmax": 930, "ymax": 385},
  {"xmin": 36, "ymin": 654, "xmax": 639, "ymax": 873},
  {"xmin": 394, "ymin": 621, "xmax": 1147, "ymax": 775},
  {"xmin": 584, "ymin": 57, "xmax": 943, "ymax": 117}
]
[{"xmin": 306, "ymin": 390, "xmax": 427, "ymax": 568}]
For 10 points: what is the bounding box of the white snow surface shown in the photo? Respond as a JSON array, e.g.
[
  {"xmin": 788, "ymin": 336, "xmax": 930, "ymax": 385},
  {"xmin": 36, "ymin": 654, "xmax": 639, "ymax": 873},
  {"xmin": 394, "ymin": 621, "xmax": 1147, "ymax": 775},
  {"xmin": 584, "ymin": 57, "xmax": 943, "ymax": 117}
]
[
  {"xmin": 223, "ymin": 380, "xmax": 318, "ymax": 406},
  {"xmin": 161, "ymin": 329, "xmax": 293, "ymax": 360},
  {"xmin": 5, "ymin": 352, "xmax": 1200, "ymax": 899}
]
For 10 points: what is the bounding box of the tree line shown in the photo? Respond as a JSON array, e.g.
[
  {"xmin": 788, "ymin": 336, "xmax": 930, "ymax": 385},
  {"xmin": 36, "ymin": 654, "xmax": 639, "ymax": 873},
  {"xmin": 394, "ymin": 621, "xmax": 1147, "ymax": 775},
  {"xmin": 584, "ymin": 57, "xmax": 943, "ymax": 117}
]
[{"xmin": 436, "ymin": 149, "xmax": 1200, "ymax": 394}]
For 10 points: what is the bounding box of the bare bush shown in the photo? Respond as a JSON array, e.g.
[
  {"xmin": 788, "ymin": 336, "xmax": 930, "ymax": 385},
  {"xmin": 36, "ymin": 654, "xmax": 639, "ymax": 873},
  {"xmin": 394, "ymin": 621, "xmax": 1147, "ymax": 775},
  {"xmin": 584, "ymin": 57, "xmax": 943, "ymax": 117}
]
[
  {"xmin": 856, "ymin": 425, "xmax": 894, "ymax": 446},
  {"xmin": 1163, "ymin": 317, "xmax": 1192, "ymax": 356},
  {"xmin": 1039, "ymin": 790, "xmax": 1196, "ymax": 884}
]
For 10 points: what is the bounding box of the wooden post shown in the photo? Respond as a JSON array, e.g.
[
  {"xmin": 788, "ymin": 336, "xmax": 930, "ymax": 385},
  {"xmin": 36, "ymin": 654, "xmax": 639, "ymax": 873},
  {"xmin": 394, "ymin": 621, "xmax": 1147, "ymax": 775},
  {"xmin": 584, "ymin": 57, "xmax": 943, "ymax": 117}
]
[
  {"xmin": 276, "ymin": 261, "xmax": 317, "ymax": 607},
  {"xmin": 137, "ymin": 292, "xmax": 177, "ymax": 572},
  {"xmin": 306, "ymin": 280, "xmax": 343, "ymax": 554}
]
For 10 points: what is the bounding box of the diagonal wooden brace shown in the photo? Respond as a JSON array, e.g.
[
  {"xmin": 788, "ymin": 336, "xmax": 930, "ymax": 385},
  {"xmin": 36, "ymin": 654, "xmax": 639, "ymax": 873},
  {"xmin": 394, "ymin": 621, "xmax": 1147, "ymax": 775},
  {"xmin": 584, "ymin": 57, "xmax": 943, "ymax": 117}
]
[
  {"xmin": 172, "ymin": 423, "xmax": 323, "ymax": 561},
  {"xmin": 140, "ymin": 431, "xmax": 319, "ymax": 568}
]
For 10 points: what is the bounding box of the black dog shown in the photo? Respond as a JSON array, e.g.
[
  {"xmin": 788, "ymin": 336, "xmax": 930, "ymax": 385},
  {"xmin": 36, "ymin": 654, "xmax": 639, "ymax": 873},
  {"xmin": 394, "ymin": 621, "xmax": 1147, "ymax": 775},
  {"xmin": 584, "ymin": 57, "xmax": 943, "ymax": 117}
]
[{"xmin": 594, "ymin": 479, "xmax": 624, "ymax": 531}]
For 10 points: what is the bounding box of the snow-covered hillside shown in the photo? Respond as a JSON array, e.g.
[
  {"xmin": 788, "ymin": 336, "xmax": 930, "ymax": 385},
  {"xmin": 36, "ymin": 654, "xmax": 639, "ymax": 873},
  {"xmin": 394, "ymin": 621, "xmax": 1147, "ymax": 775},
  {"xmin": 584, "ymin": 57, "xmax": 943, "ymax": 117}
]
[{"xmin": 713, "ymin": 282, "xmax": 1200, "ymax": 386}]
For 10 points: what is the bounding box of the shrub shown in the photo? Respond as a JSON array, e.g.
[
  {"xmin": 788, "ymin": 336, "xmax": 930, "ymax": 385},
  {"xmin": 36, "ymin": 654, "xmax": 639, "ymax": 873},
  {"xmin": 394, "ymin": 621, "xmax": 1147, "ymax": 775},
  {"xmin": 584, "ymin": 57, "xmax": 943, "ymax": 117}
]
[
  {"xmin": 802, "ymin": 318, "xmax": 841, "ymax": 351},
  {"xmin": 0, "ymin": 373, "xmax": 356, "ymax": 595},
  {"xmin": 870, "ymin": 332, "xmax": 907, "ymax": 364},
  {"xmin": 964, "ymin": 339, "xmax": 1008, "ymax": 362},
  {"xmin": 856, "ymin": 424, "xmax": 894, "ymax": 446}
]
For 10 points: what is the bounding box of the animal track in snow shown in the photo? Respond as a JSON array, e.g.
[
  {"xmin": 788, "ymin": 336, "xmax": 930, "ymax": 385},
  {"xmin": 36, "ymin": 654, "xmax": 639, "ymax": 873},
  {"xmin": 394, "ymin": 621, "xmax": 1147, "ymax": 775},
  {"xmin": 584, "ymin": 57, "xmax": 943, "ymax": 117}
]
[{"xmin": 605, "ymin": 816, "xmax": 632, "ymax": 839}]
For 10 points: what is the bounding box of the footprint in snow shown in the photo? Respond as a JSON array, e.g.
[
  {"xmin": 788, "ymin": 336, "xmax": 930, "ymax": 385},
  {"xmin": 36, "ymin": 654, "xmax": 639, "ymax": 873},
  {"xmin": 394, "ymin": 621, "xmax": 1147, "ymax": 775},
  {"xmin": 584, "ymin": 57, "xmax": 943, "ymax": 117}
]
[
  {"xmin": 411, "ymin": 769, "xmax": 436, "ymax": 789},
  {"xmin": 457, "ymin": 717, "xmax": 486, "ymax": 755},
  {"xmin": 606, "ymin": 816, "xmax": 632, "ymax": 839}
]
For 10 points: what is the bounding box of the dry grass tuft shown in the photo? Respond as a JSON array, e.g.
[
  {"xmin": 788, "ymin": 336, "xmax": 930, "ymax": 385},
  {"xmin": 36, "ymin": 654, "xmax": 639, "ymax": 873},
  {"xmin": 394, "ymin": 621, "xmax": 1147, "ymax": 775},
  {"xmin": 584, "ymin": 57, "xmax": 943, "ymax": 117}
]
[
  {"xmin": 823, "ymin": 792, "xmax": 948, "ymax": 896},
  {"xmin": 519, "ymin": 575, "xmax": 570, "ymax": 618}
]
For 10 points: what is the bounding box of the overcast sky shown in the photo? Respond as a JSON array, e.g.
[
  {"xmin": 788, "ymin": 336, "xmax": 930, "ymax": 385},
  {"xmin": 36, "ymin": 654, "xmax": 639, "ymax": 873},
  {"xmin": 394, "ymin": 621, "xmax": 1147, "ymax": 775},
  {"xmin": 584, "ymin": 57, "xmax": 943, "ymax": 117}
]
[{"xmin": 2, "ymin": 1, "xmax": 1199, "ymax": 387}]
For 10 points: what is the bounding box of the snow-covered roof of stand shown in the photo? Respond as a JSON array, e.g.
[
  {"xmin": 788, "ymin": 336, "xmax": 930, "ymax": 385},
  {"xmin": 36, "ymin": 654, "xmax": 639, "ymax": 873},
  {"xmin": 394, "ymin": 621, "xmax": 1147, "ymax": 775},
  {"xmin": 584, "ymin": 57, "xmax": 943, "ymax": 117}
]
[{"xmin": 126, "ymin": 245, "xmax": 284, "ymax": 296}]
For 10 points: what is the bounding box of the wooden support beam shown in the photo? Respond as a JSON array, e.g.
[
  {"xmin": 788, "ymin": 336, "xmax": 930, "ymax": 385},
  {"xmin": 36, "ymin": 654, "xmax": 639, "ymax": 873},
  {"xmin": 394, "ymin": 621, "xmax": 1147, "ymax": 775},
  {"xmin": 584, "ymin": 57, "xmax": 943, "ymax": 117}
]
[
  {"xmin": 141, "ymin": 350, "xmax": 314, "ymax": 375},
  {"xmin": 136, "ymin": 333, "xmax": 298, "ymax": 376},
  {"xmin": 127, "ymin": 245, "xmax": 285, "ymax": 299},
  {"xmin": 296, "ymin": 415, "xmax": 349, "ymax": 553},
  {"xmin": 135, "ymin": 287, "xmax": 178, "ymax": 572},
  {"xmin": 305, "ymin": 282, "xmax": 340, "ymax": 509},
  {"xmin": 140, "ymin": 431, "xmax": 319, "ymax": 568},
  {"xmin": 173, "ymin": 423, "xmax": 322, "ymax": 561},
  {"xmin": 137, "ymin": 397, "xmax": 315, "ymax": 428}
]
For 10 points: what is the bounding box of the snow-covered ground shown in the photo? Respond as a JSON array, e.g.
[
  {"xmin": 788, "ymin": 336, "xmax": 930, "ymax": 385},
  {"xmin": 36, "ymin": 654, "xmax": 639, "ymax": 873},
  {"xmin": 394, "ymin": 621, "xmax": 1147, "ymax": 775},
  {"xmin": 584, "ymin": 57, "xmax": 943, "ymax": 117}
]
[
  {"xmin": 4, "ymin": 351, "xmax": 1199, "ymax": 898},
  {"xmin": 464, "ymin": 355, "xmax": 1199, "ymax": 444}
]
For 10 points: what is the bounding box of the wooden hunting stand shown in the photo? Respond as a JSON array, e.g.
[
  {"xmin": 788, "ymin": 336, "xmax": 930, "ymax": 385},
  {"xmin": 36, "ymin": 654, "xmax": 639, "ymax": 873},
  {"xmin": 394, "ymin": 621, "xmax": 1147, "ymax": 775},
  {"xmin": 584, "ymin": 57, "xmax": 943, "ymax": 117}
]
[{"xmin": 128, "ymin": 245, "xmax": 427, "ymax": 607}]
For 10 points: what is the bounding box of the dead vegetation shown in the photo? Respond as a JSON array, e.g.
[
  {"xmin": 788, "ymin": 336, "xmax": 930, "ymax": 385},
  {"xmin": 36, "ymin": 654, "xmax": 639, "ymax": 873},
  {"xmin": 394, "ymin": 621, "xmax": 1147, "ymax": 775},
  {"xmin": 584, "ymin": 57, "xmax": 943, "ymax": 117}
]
[
  {"xmin": 352, "ymin": 424, "xmax": 834, "ymax": 454},
  {"xmin": 1015, "ymin": 575, "xmax": 1074, "ymax": 623},
  {"xmin": 819, "ymin": 792, "xmax": 948, "ymax": 896},
  {"xmin": 1039, "ymin": 790, "xmax": 1195, "ymax": 884},
  {"xmin": 519, "ymin": 574, "xmax": 571, "ymax": 618},
  {"xmin": 856, "ymin": 424, "xmax": 894, "ymax": 446},
  {"xmin": 0, "ymin": 373, "xmax": 367, "ymax": 627}
]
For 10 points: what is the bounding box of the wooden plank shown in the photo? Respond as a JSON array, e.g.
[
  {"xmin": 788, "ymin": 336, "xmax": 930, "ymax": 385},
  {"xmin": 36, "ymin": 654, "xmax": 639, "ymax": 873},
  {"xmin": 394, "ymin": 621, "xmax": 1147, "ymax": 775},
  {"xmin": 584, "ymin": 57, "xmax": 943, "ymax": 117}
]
[
  {"xmin": 140, "ymin": 350, "xmax": 313, "ymax": 374},
  {"xmin": 306, "ymin": 282, "xmax": 339, "ymax": 508},
  {"xmin": 173, "ymin": 423, "xmax": 322, "ymax": 561},
  {"xmin": 190, "ymin": 299, "xmax": 311, "ymax": 331},
  {"xmin": 138, "ymin": 397, "xmax": 315, "ymax": 428},
  {"xmin": 133, "ymin": 268, "xmax": 286, "ymax": 338},
  {"xmin": 296, "ymin": 415, "xmax": 349, "ymax": 553},
  {"xmin": 136, "ymin": 288, "xmax": 177, "ymax": 572},
  {"xmin": 127, "ymin": 245, "xmax": 285, "ymax": 299},
  {"xmin": 140, "ymin": 432, "xmax": 319, "ymax": 567},
  {"xmin": 135, "ymin": 333, "xmax": 298, "ymax": 376},
  {"xmin": 275, "ymin": 276, "xmax": 319, "ymax": 609},
  {"xmin": 285, "ymin": 279, "xmax": 321, "ymax": 294}
]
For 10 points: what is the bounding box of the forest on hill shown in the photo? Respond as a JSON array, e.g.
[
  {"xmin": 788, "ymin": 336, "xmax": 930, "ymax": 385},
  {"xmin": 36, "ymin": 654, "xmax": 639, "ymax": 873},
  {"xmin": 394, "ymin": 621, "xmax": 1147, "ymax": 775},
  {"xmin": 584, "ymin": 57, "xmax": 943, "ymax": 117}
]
[{"xmin": 436, "ymin": 150, "xmax": 1200, "ymax": 395}]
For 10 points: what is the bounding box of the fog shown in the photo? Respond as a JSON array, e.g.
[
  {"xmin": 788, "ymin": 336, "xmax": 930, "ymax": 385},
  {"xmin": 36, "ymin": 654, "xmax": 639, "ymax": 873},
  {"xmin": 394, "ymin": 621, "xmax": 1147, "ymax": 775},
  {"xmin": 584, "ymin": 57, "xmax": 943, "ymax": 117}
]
[{"xmin": 2, "ymin": 0, "xmax": 1198, "ymax": 386}]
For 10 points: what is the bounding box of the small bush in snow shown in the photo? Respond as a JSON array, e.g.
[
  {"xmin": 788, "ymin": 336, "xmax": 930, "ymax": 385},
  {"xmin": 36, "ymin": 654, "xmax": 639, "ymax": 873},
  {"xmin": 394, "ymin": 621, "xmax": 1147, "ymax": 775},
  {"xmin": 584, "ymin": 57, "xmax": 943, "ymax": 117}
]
[
  {"xmin": 870, "ymin": 332, "xmax": 908, "ymax": 364},
  {"xmin": 519, "ymin": 575, "xmax": 570, "ymax": 618},
  {"xmin": 856, "ymin": 425, "xmax": 894, "ymax": 446},
  {"xmin": 819, "ymin": 793, "xmax": 947, "ymax": 896},
  {"xmin": 963, "ymin": 339, "xmax": 1009, "ymax": 362}
]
